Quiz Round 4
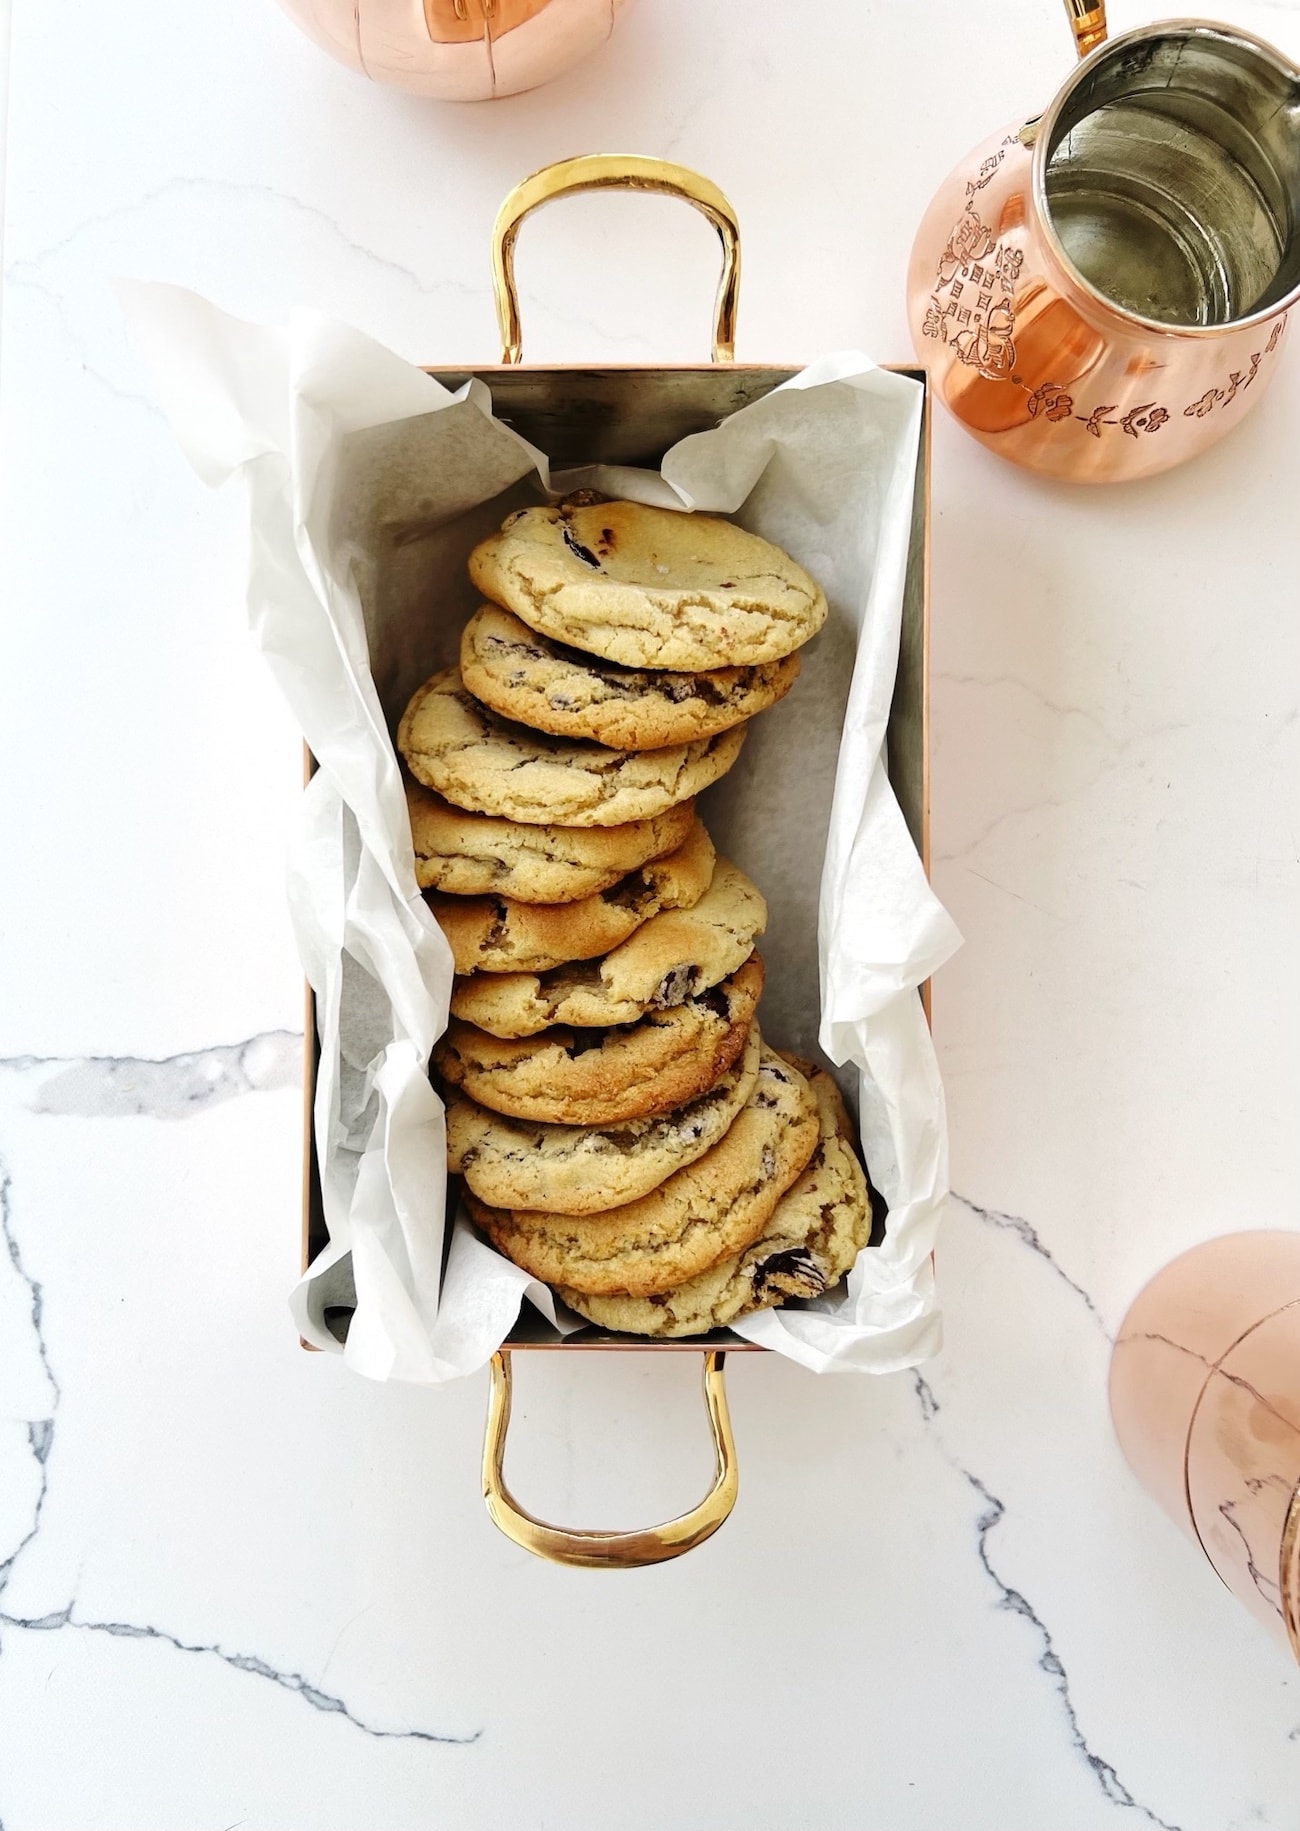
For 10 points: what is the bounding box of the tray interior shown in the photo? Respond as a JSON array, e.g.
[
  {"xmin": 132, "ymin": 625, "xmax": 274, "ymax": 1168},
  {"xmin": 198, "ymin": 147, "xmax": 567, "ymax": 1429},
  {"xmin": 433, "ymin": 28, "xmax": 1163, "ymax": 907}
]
[{"xmin": 302, "ymin": 364, "xmax": 929, "ymax": 1353}]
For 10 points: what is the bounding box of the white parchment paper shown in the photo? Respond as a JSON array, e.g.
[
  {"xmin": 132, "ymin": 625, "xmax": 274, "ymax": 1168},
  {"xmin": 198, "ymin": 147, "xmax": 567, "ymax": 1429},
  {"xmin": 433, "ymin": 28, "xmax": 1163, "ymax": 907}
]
[{"xmin": 122, "ymin": 283, "xmax": 962, "ymax": 1381}]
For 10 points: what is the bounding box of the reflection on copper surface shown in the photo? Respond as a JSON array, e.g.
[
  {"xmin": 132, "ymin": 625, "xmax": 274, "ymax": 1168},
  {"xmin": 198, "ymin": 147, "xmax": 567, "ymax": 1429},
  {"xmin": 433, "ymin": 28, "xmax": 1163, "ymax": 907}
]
[
  {"xmin": 1188, "ymin": 1308, "xmax": 1300, "ymax": 1648},
  {"xmin": 278, "ymin": 0, "xmax": 629, "ymax": 100},
  {"xmin": 422, "ymin": 0, "xmax": 481, "ymax": 43},
  {"xmin": 487, "ymin": 0, "xmax": 557, "ymax": 33},
  {"xmin": 1063, "ymin": 0, "xmax": 1108, "ymax": 61},
  {"xmin": 907, "ymin": 18, "xmax": 1300, "ymax": 480},
  {"xmin": 1111, "ymin": 1234, "xmax": 1300, "ymax": 1660},
  {"xmin": 421, "ymin": 0, "xmax": 553, "ymax": 43}
]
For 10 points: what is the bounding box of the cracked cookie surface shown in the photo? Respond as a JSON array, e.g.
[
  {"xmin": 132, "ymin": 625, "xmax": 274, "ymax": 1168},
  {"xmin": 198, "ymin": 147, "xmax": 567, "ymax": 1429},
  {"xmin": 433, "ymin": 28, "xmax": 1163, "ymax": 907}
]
[
  {"xmin": 469, "ymin": 497, "xmax": 828, "ymax": 671},
  {"xmin": 398, "ymin": 666, "xmax": 745, "ymax": 826},
  {"xmin": 426, "ymin": 818, "xmax": 714, "ymax": 976},
  {"xmin": 405, "ymin": 779, "xmax": 694, "ymax": 904},
  {"xmin": 433, "ymin": 953, "xmax": 764, "ymax": 1125},
  {"xmin": 466, "ymin": 1047, "xmax": 820, "ymax": 1297},
  {"xmin": 449, "ymin": 855, "xmax": 766, "ymax": 1037},
  {"xmin": 446, "ymin": 1023, "xmax": 761, "ymax": 1215},
  {"xmin": 559, "ymin": 1058, "xmax": 871, "ymax": 1334},
  {"xmin": 460, "ymin": 602, "xmax": 801, "ymax": 750}
]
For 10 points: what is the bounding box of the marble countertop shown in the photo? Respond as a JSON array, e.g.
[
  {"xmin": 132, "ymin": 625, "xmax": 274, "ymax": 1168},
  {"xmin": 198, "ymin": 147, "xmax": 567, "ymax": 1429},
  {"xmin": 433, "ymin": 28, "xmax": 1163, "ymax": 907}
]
[{"xmin": 4, "ymin": 0, "xmax": 1300, "ymax": 1824}]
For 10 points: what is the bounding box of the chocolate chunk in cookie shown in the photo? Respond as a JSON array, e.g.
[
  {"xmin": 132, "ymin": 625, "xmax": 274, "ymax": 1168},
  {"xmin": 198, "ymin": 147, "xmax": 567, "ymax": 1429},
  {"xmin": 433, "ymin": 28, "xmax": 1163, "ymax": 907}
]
[
  {"xmin": 398, "ymin": 666, "xmax": 745, "ymax": 826},
  {"xmin": 460, "ymin": 603, "xmax": 800, "ymax": 750},
  {"xmin": 467, "ymin": 1046, "xmax": 820, "ymax": 1297},
  {"xmin": 469, "ymin": 498, "xmax": 828, "ymax": 671}
]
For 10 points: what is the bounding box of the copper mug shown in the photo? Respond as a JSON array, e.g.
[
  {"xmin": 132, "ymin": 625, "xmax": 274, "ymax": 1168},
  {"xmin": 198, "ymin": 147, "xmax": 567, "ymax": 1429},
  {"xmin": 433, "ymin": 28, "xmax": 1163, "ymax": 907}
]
[
  {"xmin": 276, "ymin": 0, "xmax": 634, "ymax": 100},
  {"xmin": 1110, "ymin": 1232, "xmax": 1300, "ymax": 1658},
  {"xmin": 907, "ymin": 4, "xmax": 1300, "ymax": 480}
]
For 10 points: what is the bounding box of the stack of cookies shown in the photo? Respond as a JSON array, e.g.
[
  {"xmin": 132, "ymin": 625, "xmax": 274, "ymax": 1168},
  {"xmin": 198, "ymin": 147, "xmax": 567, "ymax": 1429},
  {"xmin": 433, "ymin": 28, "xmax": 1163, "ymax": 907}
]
[{"xmin": 396, "ymin": 493, "xmax": 872, "ymax": 1338}]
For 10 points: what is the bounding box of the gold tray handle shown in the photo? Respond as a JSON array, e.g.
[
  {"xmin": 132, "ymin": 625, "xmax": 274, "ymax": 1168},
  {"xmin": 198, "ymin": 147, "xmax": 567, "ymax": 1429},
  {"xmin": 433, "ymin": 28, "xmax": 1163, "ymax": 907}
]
[
  {"xmin": 482, "ymin": 1348, "xmax": 738, "ymax": 1567},
  {"xmin": 490, "ymin": 154, "xmax": 741, "ymax": 365}
]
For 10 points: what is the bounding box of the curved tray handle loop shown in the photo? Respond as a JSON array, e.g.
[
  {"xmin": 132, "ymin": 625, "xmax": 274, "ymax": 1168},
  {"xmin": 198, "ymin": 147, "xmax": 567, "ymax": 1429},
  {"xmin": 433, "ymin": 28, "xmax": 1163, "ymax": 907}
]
[
  {"xmin": 483, "ymin": 1348, "xmax": 738, "ymax": 1568},
  {"xmin": 490, "ymin": 154, "xmax": 741, "ymax": 365}
]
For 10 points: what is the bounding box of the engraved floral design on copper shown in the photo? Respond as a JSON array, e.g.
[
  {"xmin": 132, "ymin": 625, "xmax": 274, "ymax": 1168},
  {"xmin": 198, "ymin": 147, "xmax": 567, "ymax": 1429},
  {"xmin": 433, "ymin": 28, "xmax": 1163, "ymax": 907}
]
[
  {"xmin": 925, "ymin": 193, "xmax": 1288, "ymax": 439},
  {"xmin": 1119, "ymin": 403, "xmax": 1169, "ymax": 438},
  {"xmin": 1026, "ymin": 383, "xmax": 1074, "ymax": 422},
  {"xmin": 1184, "ymin": 388, "xmax": 1223, "ymax": 419},
  {"xmin": 923, "ymin": 207, "xmax": 1020, "ymax": 379},
  {"xmin": 964, "ymin": 138, "xmax": 1016, "ymax": 200},
  {"xmin": 952, "ymin": 302, "xmax": 1016, "ymax": 380},
  {"xmin": 937, "ymin": 212, "xmax": 997, "ymax": 287},
  {"xmin": 1078, "ymin": 404, "xmax": 1120, "ymax": 438}
]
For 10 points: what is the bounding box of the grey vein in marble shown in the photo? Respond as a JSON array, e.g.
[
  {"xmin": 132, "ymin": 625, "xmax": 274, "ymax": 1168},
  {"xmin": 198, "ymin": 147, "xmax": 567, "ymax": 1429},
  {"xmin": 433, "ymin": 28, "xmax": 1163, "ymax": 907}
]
[
  {"xmin": 0, "ymin": 1601, "xmax": 479, "ymax": 1745},
  {"xmin": 8, "ymin": 176, "xmax": 480, "ymax": 305},
  {"xmin": 0, "ymin": 1028, "xmax": 302, "ymax": 1120},
  {"xmin": 911, "ymin": 1370, "xmax": 941, "ymax": 1421},
  {"xmin": 658, "ymin": 61, "xmax": 726, "ymax": 163},
  {"xmin": 0, "ymin": 1167, "xmax": 58, "ymax": 1606},
  {"xmin": 934, "ymin": 670, "xmax": 1117, "ymax": 740},
  {"xmin": 0, "ymin": 1144, "xmax": 479, "ymax": 1758},
  {"xmin": 950, "ymin": 1190, "xmax": 1110, "ymax": 1335},
  {"xmin": 909, "ymin": 1369, "xmax": 1183, "ymax": 1831},
  {"xmin": 1218, "ymin": 1495, "xmax": 1285, "ymax": 1618},
  {"xmin": 3, "ymin": 272, "xmax": 167, "ymax": 416},
  {"xmin": 9, "ymin": 175, "xmax": 651, "ymax": 364},
  {"xmin": 932, "ymin": 703, "xmax": 1197, "ymax": 869},
  {"xmin": 956, "ymin": 864, "xmax": 1070, "ymax": 922},
  {"xmin": 939, "ymin": 1192, "xmax": 1185, "ymax": 1817},
  {"xmin": 964, "ymin": 1467, "xmax": 1183, "ymax": 1831}
]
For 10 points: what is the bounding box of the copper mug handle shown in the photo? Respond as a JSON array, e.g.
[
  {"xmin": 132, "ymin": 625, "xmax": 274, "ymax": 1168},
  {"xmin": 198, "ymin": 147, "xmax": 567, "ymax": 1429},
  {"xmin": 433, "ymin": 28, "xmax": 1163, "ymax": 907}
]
[
  {"xmin": 482, "ymin": 1349, "xmax": 739, "ymax": 1568},
  {"xmin": 1062, "ymin": 0, "xmax": 1107, "ymax": 58},
  {"xmin": 490, "ymin": 153, "xmax": 741, "ymax": 364}
]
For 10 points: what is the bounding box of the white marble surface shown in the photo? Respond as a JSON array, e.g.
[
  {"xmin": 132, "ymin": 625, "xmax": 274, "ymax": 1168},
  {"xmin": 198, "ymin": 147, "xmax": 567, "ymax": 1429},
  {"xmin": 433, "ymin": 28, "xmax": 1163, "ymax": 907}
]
[{"xmin": 4, "ymin": 0, "xmax": 1300, "ymax": 1824}]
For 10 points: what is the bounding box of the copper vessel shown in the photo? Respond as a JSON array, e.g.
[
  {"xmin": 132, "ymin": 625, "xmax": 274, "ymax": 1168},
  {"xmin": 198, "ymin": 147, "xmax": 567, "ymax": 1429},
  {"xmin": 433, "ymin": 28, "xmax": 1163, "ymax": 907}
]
[
  {"xmin": 276, "ymin": 0, "xmax": 634, "ymax": 101},
  {"xmin": 907, "ymin": 4, "xmax": 1300, "ymax": 480},
  {"xmin": 1110, "ymin": 1232, "xmax": 1300, "ymax": 1658},
  {"xmin": 300, "ymin": 156, "xmax": 933, "ymax": 1567}
]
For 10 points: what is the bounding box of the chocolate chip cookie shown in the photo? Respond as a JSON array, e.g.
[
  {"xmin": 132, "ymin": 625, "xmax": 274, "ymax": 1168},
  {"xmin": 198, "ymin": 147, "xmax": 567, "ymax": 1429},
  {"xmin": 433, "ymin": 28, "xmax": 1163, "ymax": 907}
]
[
  {"xmin": 398, "ymin": 667, "xmax": 745, "ymax": 827},
  {"xmin": 448, "ymin": 855, "xmax": 766, "ymax": 1037},
  {"xmin": 427, "ymin": 818, "xmax": 714, "ymax": 976},
  {"xmin": 466, "ymin": 1048, "xmax": 819, "ymax": 1297},
  {"xmin": 446, "ymin": 1023, "xmax": 761, "ymax": 1216},
  {"xmin": 459, "ymin": 603, "xmax": 801, "ymax": 750},
  {"xmin": 406, "ymin": 779, "xmax": 695, "ymax": 904},
  {"xmin": 559, "ymin": 1059, "xmax": 871, "ymax": 1335},
  {"xmin": 469, "ymin": 496, "xmax": 828, "ymax": 671},
  {"xmin": 433, "ymin": 953, "xmax": 764, "ymax": 1126}
]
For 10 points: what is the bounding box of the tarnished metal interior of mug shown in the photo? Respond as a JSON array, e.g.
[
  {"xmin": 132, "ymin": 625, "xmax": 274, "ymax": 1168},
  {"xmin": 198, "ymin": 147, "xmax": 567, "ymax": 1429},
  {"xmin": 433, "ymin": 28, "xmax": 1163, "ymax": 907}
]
[{"xmin": 1043, "ymin": 27, "xmax": 1300, "ymax": 326}]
